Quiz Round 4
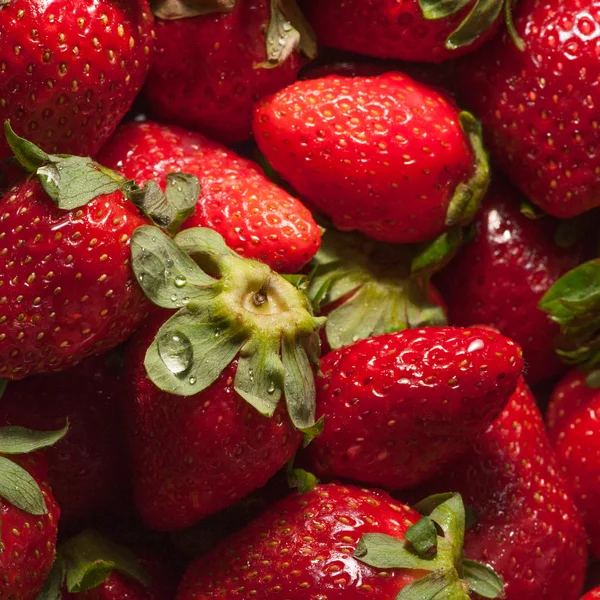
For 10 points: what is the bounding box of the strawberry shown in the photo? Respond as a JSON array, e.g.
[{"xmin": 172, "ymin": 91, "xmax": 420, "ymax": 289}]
[
  {"xmin": 253, "ymin": 73, "xmax": 490, "ymax": 244},
  {"xmin": 435, "ymin": 183, "xmax": 589, "ymax": 386},
  {"xmin": 546, "ymin": 369, "xmax": 600, "ymax": 558},
  {"xmin": 458, "ymin": 0, "xmax": 600, "ymax": 217},
  {"xmin": 414, "ymin": 377, "xmax": 588, "ymax": 599},
  {"xmin": 302, "ymin": 326, "xmax": 523, "ymax": 490},
  {"xmin": 0, "ymin": 355, "xmax": 129, "ymax": 527},
  {"xmin": 124, "ymin": 225, "xmax": 325, "ymax": 530},
  {"xmin": 0, "ymin": 0, "xmax": 154, "ymax": 164},
  {"xmin": 300, "ymin": 0, "xmax": 512, "ymax": 63},
  {"xmin": 0, "ymin": 125, "xmax": 152, "ymax": 379},
  {"xmin": 584, "ymin": 589, "xmax": 600, "ymax": 600},
  {"xmin": 0, "ymin": 425, "xmax": 66, "ymax": 600},
  {"xmin": 97, "ymin": 120, "xmax": 321, "ymax": 273},
  {"xmin": 142, "ymin": 0, "xmax": 316, "ymax": 144},
  {"xmin": 177, "ymin": 484, "xmax": 504, "ymax": 599}
]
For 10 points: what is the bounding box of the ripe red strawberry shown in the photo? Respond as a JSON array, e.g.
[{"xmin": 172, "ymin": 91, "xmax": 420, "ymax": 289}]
[
  {"xmin": 300, "ymin": 0, "xmax": 508, "ymax": 63},
  {"xmin": 0, "ymin": 0, "xmax": 155, "ymax": 164},
  {"xmin": 97, "ymin": 120, "xmax": 321, "ymax": 273},
  {"xmin": 302, "ymin": 326, "xmax": 523, "ymax": 490},
  {"xmin": 584, "ymin": 589, "xmax": 600, "ymax": 599},
  {"xmin": 414, "ymin": 377, "xmax": 588, "ymax": 599},
  {"xmin": 142, "ymin": 0, "xmax": 316, "ymax": 144},
  {"xmin": 177, "ymin": 484, "xmax": 504, "ymax": 599},
  {"xmin": 0, "ymin": 355, "xmax": 129, "ymax": 527},
  {"xmin": 459, "ymin": 0, "xmax": 600, "ymax": 217},
  {"xmin": 546, "ymin": 369, "xmax": 600, "ymax": 558},
  {"xmin": 436, "ymin": 183, "xmax": 589, "ymax": 385},
  {"xmin": 253, "ymin": 73, "xmax": 489, "ymax": 244},
  {"xmin": 124, "ymin": 225, "xmax": 325, "ymax": 530},
  {"xmin": 0, "ymin": 127, "xmax": 151, "ymax": 379}
]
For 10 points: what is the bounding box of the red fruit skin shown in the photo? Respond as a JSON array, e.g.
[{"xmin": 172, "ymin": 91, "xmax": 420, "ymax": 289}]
[
  {"xmin": 0, "ymin": 356, "xmax": 129, "ymax": 527},
  {"xmin": 143, "ymin": 2, "xmax": 302, "ymax": 144},
  {"xmin": 97, "ymin": 121, "xmax": 320, "ymax": 273},
  {"xmin": 435, "ymin": 183, "xmax": 587, "ymax": 386},
  {"xmin": 459, "ymin": 0, "xmax": 600, "ymax": 217},
  {"xmin": 300, "ymin": 0, "xmax": 501, "ymax": 63},
  {"xmin": 0, "ymin": 454, "xmax": 60, "ymax": 600},
  {"xmin": 125, "ymin": 312, "xmax": 302, "ymax": 531},
  {"xmin": 583, "ymin": 589, "xmax": 600, "ymax": 599},
  {"xmin": 0, "ymin": 180, "xmax": 151, "ymax": 379},
  {"xmin": 176, "ymin": 483, "xmax": 426, "ymax": 600},
  {"xmin": 63, "ymin": 552, "xmax": 174, "ymax": 600},
  {"xmin": 303, "ymin": 327, "xmax": 523, "ymax": 490},
  {"xmin": 414, "ymin": 378, "xmax": 588, "ymax": 600},
  {"xmin": 253, "ymin": 74, "xmax": 475, "ymax": 244},
  {"xmin": 546, "ymin": 369, "xmax": 600, "ymax": 558},
  {"xmin": 0, "ymin": 0, "xmax": 155, "ymax": 161}
]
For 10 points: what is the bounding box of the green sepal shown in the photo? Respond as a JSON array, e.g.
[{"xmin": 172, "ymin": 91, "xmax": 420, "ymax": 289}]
[
  {"xmin": 36, "ymin": 556, "xmax": 66, "ymax": 600},
  {"xmin": 0, "ymin": 455, "xmax": 49, "ymax": 515},
  {"xmin": 150, "ymin": 0, "xmax": 235, "ymax": 19},
  {"xmin": 259, "ymin": 0, "xmax": 317, "ymax": 68},
  {"xmin": 300, "ymin": 416, "xmax": 324, "ymax": 447},
  {"xmin": 586, "ymin": 370, "xmax": 600, "ymax": 388},
  {"xmin": 4, "ymin": 120, "xmax": 49, "ymax": 171},
  {"xmin": 0, "ymin": 379, "xmax": 7, "ymax": 400},
  {"xmin": 286, "ymin": 462, "xmax": 319, "ymax": 495},
  {"xmin": 396, "ymin": 570, "xmax": 470, "ymax": 600},
  {"xmin": 463, "ymin": 559, "xmax": 505, "ymax": 599},
  {"xmin": 0, "ymin": 423, "xmax": 68, "ymax": 455},
  {"xmin": 282, "ymin": 333, "xmax": 316, "ymax": 429},
  {"xmin": 504, "ymin": 0, "xmax": 525, "ymax": 51},
  {"xmin": 418, "ymin": 0, "xmax": 471, "ymax": 19},
  {"xmin": 411, "ymin": 227, "xmax": 465, "ymax": 276},
  {"xmin": 445, "ymin": 112, "xmax": 489, "ymax": 228},
  {"xmin": 0, "ymin": 1, "xmax": 13, "ymax": 9},
  {"xmin": 61, "ymin": 531, "xmax": 150, "ymax": 593},
  {"xmin": 405, "ymin": 517, "xmax": 438, "ymax": 558},
  {"xmin": 520, "ymin": 199, "xmax": 546, "ymax": 220}
]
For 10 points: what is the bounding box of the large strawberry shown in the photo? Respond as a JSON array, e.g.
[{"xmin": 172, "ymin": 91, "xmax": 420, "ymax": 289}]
[
  {"xmin": 300, "ymin": 0, "xmax": 515, "ymax": 63},
  {"xmin": 302, "ymin": 326, "xmax": 523, "ymax": 490},
  {"xmin": 177, "ymin": 484, "xmax": 504, "ymax": 599},
  {"xmin": 97, "ymin": 120, "xmax": 321, "ymax": 273},
  {"xmin": 142, "ymin": 0, "xmax": 316, "ymax": 144},
  {"xmin": 459, "ymin": 0, "xmax": 600, "ymax": 217},
  {"xmin": 0, "ymin": 0, "xmax": 154, "ymax": 165},
  {"xmin": 0, "ymin": 355, "xmax": 129, "ymax": 527},
  {"xmin": 0, "ymin": 425, "xmax": 65, "ymax": 600},
  {"xmin": 414, "ymin": 377, "xmax": 588, "ymax": 599},
  {"xmin": 0, "ymin": 124, "xmax": 152, "ymax": 379},
  {"xmin": 546, "ymin": 369, "xmax": 600, "ymax": 558},
  {"xmin": 253, "ymin": 73, "xmax": 489, "ymax": 244},
  {"xmin": 124, "ymin": 225, "xmax": 325, "ymax": 530},
  {"xmin": 436, "ymin": 183, "xmax": 589, "ymax": 385}
]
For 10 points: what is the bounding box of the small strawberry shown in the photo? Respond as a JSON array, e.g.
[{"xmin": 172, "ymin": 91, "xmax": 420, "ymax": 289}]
[
  {"xmin": 414, "ymin": 377, "xmax": 588, "ymax": 599},
  {"xmin": 124, "ymin": 225, "xmax": 325, "ymax": 530},
  {"xmin": 97, "ymin": 120, "xmax": 321, "ymax": 273},
  {"xmin": 302, "ymin": 326, "xmax": 523, "ymax": 490},
  {"xmin": 0, "ymin": 355, "xmax": 130, "ymax": 527},
  {"xmin": 459, "ymin": 0, "xmax": 600, "ymax": 217},
  {"xmin": 300, "ymin": 0, "xmax": 513, "ymax": 63},
  {"xmin": 436, "ymin": 183, "xmax": 589, "ymax": 385},
  {"xmin": 177, "ymin": 484, "xmax": 504, "ymax": 599},
  {"xmin": 546, "ymin": 369, "xmax": 600, "ymax": 558},
  {"xmin": 142, "ymin": 0, "xmax": 316, "ymax": 144},
  {"xmin": 0, "ymin": 124, "xmax": 152, "ymax": 379},
  {"xmin": 253, "ymin": 73, "xmax": 489, "ymax": 244},
  {"xmin": 0, "ymin": 425, "xmax": 66, "ymax": 600},
  {"xmin": 0, "ymin": 0, "xmax": 154, "ymax": 163}
]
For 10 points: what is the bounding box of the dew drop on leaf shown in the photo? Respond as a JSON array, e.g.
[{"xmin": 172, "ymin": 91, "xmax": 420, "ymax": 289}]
[
  {"xmin": 158, "ymin": 330, "xmax": 193, "ymax": 376},
  {"xmin": 174, "ymin": 275, "xmax": 187, "ymax": 288}
]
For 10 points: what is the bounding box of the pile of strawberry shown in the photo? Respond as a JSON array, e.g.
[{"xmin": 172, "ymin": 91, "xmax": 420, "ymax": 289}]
[{"xmin": 2, "ymin": 0, "xmax": 600, "ymax": 599}]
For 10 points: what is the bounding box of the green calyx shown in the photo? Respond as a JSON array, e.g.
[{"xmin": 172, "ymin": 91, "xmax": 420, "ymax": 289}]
[
  {"xmin": 307, "ymin": 229, "xmax": 446, "ymax": 350},
  {"xmin": 258, "ymin": 0, "xmax": 317, "ymax": 68},
  {"xmin": 354, "ymin": 493, "xmax": 505, "ymax": 599},
  {"xmin": 0, "ymin": 423, "xmax": 68, "ymax": 516},
  {"xmin": 131, "ymin": 226, "xmax": 325, "ymax": 431},
  {"xmin": 150, "ymin": 0, "xmax": 235, "ymax": 19},
  {"xmin": 418, "ymin": 0, "xmax": 524, "ymax": 52},
  {"xmin": 37, "ymin": 531, "xmax": 150, "ymax": 600}
]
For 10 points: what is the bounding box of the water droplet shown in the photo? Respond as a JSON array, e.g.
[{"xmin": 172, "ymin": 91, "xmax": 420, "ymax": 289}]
[
  {"xmin": 157, "ymin": 330, "xmax": 193, "ymax": 376},
  {"xmin": 174, "ymin": 275, "xmax": 187, "ymax": 288},
  {"xmin": 467, "ymin": 339, "xmax": 484, "ymax": 353},
  {"xmin": 177, "ymin": 186, "xmax": 182, "ymax": 192},
  {"xmin": 138, "ymin": 272, "xmax": 145, "ymax": 281},
  {"xmin": 170, "ymin": 294, "xmax": 178, "ymax": 302},
  {"xmin": 214, "ymin": 328, "xmax": 221, "ymax": 337},
  {"xmin": 248, "ymin": 369, "xmax": 254, "ymax": 382},
  {"xmin": 165, "ymin": 259, "xmax": 174, "ymax": 268},
  {"xmin": 267, "ymin": 382, "xmax": 276, "ymax": 394},
  {"xmin": 278, "ymin": 37, "xmax": 285, "ymax": 46},
  {"xmin": 189, "ymin": 376, "xmax": 197, "ymax": 385},
  {"xmin": 282, "ymin": 21, "xmax": 292, "ymax": 32}
]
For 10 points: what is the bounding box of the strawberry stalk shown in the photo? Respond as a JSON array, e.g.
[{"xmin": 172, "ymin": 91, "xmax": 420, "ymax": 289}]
[{"xmin": 131, "ymin": 226, "xmax": 325, "ymax": 433}]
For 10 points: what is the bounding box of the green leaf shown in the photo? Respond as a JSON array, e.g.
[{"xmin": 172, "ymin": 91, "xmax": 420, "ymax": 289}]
[
  {"xmin": 463, "ymin": 559, "xmax": 505, "ymax": 599},
  {"xmin": 62, "ymin": 531, "xmax": 150, "ymax": 593},
  {"xmin": 150, "ymin": 0, "xmax": 235, "ymax": 19},
  {"xmin": 0, "ymin": 379, "xmax": 7, "ymax": 400},
  {"xmin": 405, "ymin": 517, "xmax": 438, "ymax": 558},
  {"xmin": 586, "ymin": 369, "xmax": 600, "ymax": 388},
  {"xmin": 354, "ymin": 533, "xmax": 441, "ymax": 571},
  {"xmin": 4, "ymin": 121, "xmax": 49, "ymax": 172},
  {"xmin": 520, "ymin": 199, "xmax": 546, "ymax": 220},
  {"xmin": 396, "ymin": 571, "xmax": 470, "ymax": 600},
  {"xmin": 174, "ymin": 226, "xmax": 235, "ymax": 267},
  {"xmin": 282, "ymin": 334, "xmax": 316, "ymax": 430},
  {"xmin": 504, "ymin": 0, "xmax": 525, "ymax": 51},
  {"xmin": 0, "ymin": 423, "xmax": 68, "ymax": 455},
  {"xmin": 411, "ymin": 228, "xmax": 465, "ymax": 276},
  {"xmin": 36, "ymin": 557, "xmax": 66, "ymax": 600},
  {"xmin": 281, "ymin": 274, "xmax": 309, "ymax": 291},
  {"xmin": 131, "ymin": 226, "xmax": 215, "ymax": 310},
  {"xmin": 300, "ymin": 415, "xmax": 324, "ymax": 447},
  {"xmin": 414, "ymin": 493, "xmax": 465, "ymax": 554},
  {"xmin": 0, "ymin": 455, "xmax": 48, "ymax": 514},
  {"xmin": 446, "ymin": 0, "xmax": 506, "ymax": 50},
  {"xmin": 418, "ymin": 0, "xmax": 472, "ymax": 19},
  {"xmin": 287, "ymin": 465, "xmax": 319, "ymax": 494}
]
